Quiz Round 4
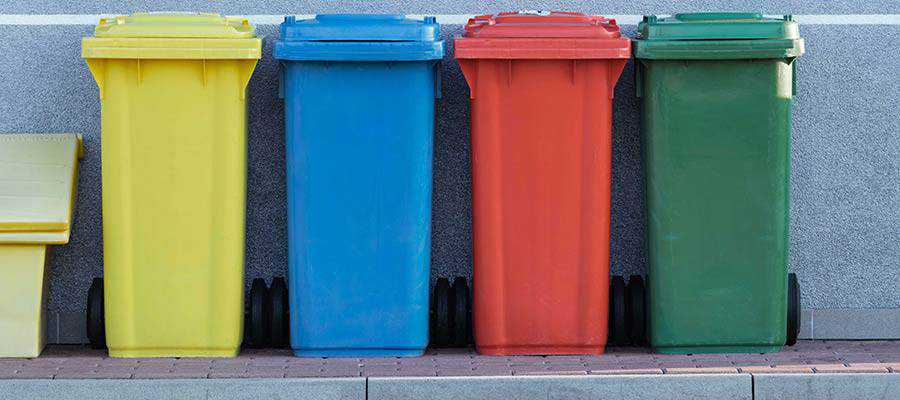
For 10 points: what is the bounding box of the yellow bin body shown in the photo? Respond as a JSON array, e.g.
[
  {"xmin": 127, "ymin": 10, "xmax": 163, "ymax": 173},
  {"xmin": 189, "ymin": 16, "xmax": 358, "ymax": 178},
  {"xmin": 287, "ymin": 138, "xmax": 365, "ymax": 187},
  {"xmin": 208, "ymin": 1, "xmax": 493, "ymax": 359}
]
[
  {"xmin": 0, "ymin": 134, "xmax": 82, "ymax": 358},
  {"xmin": 82, "ymin": 13, "xmax": 261, "ymax": 358}
]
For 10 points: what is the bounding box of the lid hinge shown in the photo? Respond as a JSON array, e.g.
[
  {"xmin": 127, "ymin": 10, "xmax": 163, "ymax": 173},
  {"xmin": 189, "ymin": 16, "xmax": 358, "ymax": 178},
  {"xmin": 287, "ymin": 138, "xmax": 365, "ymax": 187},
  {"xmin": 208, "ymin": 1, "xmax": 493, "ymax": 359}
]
[{"xmin": 791, "ymin": 58, "xmax": 797, "ymax": 97}]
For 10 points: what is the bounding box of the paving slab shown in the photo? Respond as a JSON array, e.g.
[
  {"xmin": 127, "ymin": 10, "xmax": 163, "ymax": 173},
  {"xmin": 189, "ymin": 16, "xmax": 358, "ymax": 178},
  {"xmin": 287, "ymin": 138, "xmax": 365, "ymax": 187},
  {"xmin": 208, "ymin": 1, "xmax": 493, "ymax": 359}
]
[
  {"xmin": 0, "ymin": 378, "xmax": 366, "ymax": 400},
  {"xmin": 1, "ymin": 342, "xmax": 897, "ymax": 379},
  {"xmin": 0, "ymin": 342, "xmax": 897, "ymax": 399},
  {"xmin": 754, "ymin": 373, "xmax": 900, "ymax": 400},
  {"xmin": 367, "ymin": 374, "xmax": 752, "ymax": 400}
]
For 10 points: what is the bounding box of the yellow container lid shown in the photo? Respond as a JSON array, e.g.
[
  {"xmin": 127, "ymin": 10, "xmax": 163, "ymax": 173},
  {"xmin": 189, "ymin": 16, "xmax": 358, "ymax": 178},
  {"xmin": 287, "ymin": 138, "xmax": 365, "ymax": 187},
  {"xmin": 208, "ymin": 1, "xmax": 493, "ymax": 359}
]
[
  {"xmin": 82, "ymin": 13, "xmax": 262, "ymax": 60},
  {"xmin": 0, "ymin": 134, "xmax": 82, "ymax": 243}
]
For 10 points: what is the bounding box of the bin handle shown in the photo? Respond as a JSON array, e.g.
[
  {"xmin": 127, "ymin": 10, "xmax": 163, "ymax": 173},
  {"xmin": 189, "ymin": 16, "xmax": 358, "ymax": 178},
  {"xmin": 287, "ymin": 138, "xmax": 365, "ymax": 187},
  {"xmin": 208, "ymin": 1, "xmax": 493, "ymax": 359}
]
[
  {"xmin": 85, "ymin": 59, "xmax": 106, "ymax": 100},
  {"xmin": 791, "ymin": 58, "xmax": 797, "ymax": 97},
  {"xmin": 278, "ymin": 63, "xmax": 284, "ymax": 99},
  {"xmin": 634, "ymin": 59, "xmax": 643, "ymax": 98},
  {"xmin": 433, "ymin": 61, "xmax": 442, "ymax": 100}
]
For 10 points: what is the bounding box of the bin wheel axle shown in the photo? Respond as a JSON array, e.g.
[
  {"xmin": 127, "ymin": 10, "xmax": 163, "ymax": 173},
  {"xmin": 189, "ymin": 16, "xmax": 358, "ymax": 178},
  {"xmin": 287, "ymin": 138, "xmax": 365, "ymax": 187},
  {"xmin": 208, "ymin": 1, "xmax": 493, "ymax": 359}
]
[
  {"xmin": 431, "ymin": 276, "xmax": 472, "ymax": 348},
  {"xmin": 608, "ymin": 274, "xmax": 649, "ymax": 347}
]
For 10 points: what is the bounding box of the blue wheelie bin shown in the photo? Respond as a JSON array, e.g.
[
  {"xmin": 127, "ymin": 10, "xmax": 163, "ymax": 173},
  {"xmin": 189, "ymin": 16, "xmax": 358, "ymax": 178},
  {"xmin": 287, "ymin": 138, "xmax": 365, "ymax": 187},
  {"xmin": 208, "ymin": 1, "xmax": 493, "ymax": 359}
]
[{"xmin": 274, "ymin": 14, "xmax": 443, "ymax": 357}]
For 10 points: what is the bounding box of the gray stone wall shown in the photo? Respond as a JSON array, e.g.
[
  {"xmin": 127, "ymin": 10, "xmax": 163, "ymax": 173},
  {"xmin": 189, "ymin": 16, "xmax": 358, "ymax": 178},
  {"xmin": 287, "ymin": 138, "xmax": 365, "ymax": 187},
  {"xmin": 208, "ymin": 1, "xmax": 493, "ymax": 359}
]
[{"xmin": 0, "ymin": 1, "xmax": 897, "ymax": 339}]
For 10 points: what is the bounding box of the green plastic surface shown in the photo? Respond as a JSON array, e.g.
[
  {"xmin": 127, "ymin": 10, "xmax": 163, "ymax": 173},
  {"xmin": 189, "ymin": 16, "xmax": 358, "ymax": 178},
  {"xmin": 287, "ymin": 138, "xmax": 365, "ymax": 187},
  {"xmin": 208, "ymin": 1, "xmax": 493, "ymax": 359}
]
[
  {"xmin": 635, "ymin": 13, "xmax": 804, "ymax": 59},
  {"xmin": 639, "ymin": 57, "xmax": 798, "ymax": 353}
]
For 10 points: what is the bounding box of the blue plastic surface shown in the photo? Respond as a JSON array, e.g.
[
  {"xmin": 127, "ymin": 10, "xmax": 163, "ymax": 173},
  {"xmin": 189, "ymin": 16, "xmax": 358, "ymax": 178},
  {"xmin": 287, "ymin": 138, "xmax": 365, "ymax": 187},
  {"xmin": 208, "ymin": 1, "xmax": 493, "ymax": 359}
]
[
  {"xmin": 276, "ymin": 14, "xmax": 442, "ymax": 357},
  {"xmin": 274, "ymin": 14, "xmax": 443, "ymax": 61}
]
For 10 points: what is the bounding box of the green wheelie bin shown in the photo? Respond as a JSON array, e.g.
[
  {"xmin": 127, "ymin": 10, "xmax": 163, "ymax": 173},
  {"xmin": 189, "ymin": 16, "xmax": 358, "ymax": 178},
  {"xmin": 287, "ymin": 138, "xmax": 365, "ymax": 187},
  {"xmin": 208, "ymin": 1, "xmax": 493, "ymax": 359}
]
[{"xmin": 634, "ymin": 13, "xmax": 805, "ymax": 354}]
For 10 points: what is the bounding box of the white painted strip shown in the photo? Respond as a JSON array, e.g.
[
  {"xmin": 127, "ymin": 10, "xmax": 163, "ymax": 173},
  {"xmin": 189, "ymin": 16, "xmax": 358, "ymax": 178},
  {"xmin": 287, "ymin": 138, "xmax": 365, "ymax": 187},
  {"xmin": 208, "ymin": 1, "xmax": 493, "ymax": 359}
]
[
  {"xmin": 407, "ymin": 14, "xmax": 475, "ymax": 25},
  {"xmin": 795, "ymin": 14, "xmax": 900, "ymax": 24},
  {"xmin": 0, "ymin": 14, "xmax": 107, "ymax": 25},
  {"xmin": 1, "ymin": 14, "xmax": 900, "ymax": 26},
  {"xmin": 245, "ymin": 14, "xmax": 313, "ymax": 25}
]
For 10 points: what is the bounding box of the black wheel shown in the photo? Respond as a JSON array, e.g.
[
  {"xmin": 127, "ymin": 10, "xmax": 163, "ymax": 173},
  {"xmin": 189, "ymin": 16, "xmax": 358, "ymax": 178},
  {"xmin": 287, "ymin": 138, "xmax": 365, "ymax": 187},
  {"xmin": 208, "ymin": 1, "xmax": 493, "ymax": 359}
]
[
  {"xmin": 626, "ymin": 275, "xmax": 647, "ymax": 346},
  {"xmin": 451, "ymin": 277, "xmax": 472, "ymax": 347},
  {"xmin": 786, "ymin": 273, "xmax": 800, "ymax": 346},
  {"xmin": 431, "ymin": 278, "xmax": 451, "ymax": 347},
  {"xmin": 268, "ymin": 277, "xmax": 289, "ymax": 348},
  {"xmin": 609, "ymin": 276, "xmax": 627, "ymax": 346},
  {"xmin": 246, "ymin": 278, "xmax": 269, "ymax": 348},
  {"xmin": 86, "ymin": 277, "xmax": 106, "ymax": 350}
]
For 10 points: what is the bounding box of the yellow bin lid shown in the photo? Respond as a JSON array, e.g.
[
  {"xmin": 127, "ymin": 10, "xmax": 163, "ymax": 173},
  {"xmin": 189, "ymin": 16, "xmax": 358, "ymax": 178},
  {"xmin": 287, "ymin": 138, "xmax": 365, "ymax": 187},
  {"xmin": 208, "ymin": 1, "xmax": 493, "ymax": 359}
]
[
  {"xmin": 0, "ymin": 134, "xmax": 82, "ymax": 244},
  {"xmin": 82, "ymin": 13, "xmax": 262, "ymax": 60}
]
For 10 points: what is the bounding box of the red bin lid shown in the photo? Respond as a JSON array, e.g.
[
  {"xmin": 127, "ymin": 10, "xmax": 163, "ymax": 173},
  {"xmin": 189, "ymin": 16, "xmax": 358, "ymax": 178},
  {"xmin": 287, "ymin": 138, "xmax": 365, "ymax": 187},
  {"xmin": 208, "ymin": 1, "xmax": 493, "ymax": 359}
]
[
  {"xmin": 464, "ymin": 11, "xmax": 621, "ymax": 39},
  {"xmin": 455, "ymin": 11, "xmax": 631, "ymax": 59}
]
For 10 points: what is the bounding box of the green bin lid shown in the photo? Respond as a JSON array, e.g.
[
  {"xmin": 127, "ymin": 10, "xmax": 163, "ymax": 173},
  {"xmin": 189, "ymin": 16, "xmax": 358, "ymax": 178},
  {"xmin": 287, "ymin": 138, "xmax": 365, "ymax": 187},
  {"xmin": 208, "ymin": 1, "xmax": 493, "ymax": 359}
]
[{"xmin": 635, "ymin": 13, "xmax": 804, "ymax": 60}]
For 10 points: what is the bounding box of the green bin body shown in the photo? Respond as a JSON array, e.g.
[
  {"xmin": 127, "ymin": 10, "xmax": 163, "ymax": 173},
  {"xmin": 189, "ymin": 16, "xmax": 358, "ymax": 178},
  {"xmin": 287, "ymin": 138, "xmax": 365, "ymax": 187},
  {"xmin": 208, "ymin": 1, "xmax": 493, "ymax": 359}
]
[{"xmin": 634, "ymin": 13, "xmax": 805, "ymax": 354}]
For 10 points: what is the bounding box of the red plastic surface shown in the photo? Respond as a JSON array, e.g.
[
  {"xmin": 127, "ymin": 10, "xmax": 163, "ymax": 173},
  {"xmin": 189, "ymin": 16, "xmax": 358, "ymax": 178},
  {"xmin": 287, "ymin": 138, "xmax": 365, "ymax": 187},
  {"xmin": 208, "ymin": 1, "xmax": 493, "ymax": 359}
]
[
  {"xmin": 456, "ymin": 11, "xmax": 631, "ymax": 59},
  {"xmin": 457, "ymin": 12, "xmax": 629, "ymax": 356}
]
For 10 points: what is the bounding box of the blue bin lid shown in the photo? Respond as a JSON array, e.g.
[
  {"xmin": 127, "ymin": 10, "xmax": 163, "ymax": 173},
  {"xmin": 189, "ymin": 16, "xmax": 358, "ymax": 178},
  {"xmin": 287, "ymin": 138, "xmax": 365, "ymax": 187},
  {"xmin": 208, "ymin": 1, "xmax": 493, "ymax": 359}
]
[{"xmin": 274, "ymin": 14, "xmax": 444, "ymax": 61}]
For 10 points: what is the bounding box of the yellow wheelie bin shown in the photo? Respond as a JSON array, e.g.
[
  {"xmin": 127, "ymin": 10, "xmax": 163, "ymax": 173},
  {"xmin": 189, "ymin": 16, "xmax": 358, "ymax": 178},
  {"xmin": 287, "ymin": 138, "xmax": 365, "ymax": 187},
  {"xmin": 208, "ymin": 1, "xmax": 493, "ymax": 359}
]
[
  {"xmin": 82, "ymin": 13, "xmax": 262, "ymax": 357},
  {"xmin": 0, "ymin": 133, "xmax": 82, "ymax": 357}
]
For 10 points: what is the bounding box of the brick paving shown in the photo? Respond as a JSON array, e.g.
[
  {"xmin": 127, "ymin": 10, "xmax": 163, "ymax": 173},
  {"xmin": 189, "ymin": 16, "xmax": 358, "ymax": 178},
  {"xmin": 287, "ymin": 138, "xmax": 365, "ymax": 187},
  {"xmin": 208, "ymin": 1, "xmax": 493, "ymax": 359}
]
[{"xmin": 0, "ymin": 341, "xmax": 895, "ymax": 379}]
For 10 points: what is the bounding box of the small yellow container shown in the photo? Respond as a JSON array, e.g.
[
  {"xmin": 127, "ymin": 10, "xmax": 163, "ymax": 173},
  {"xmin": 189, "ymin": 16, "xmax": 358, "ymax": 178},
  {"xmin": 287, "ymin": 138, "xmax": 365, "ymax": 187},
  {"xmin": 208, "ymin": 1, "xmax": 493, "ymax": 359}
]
[
  {"xmin": 0, "ymin": 134, "xmax": 82, "ymax": 358},
  {"xmin": 82, "ymin": 13, "xmax": 262, "ymax": 358}
]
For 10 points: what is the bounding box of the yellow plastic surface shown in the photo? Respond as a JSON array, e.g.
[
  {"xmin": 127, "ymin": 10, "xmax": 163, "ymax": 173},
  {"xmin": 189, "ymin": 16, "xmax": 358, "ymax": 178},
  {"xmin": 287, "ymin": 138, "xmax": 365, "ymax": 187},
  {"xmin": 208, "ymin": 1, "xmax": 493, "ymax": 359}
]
[
  {"xmin": 84, "ymin": 14, "xmax": 260, "ymax": 358},
  {"xmin": 0, "ymin": 134, "xmax": 82, "ymax": 242},
  {"xmin": 95, "ymin": 13, "xmax": 255, "ymax": 38},
  {"xmin": 82, "ymin": 13, "xmax": 262, "ymax": 60},
  {"xmin": 0, "ymin": 245, "xmax": 49, "ymax": 358},
  {"xmin": 0, "ymin": 133, "xmax": 81, "ymax": 357}
]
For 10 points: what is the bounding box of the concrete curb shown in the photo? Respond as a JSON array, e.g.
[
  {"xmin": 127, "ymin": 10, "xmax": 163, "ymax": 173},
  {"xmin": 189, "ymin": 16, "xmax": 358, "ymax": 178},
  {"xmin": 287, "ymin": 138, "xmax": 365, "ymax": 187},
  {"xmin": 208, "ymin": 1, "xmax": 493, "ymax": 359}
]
[
  {"xmin": 367, "ymin": 374, "xmax": 753, "ymax": 400},
  {"xmin": 753, "ymin": 373, "xmax": 900, "ymax": 400},
  {"xmin": 2, "ymin": 373, "xmax": 899, "ymax": 400},
  {"xmin": 0, "ymin": 378, "xmax": 366, "ymax": 400}
]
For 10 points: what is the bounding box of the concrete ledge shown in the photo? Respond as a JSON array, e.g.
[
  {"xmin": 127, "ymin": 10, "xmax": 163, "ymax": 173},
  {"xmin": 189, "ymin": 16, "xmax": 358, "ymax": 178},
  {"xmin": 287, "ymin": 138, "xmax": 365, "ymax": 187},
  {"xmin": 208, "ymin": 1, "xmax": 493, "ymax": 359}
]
[
  {"xmin": 367, "ymin": 374, "xmax": 752, "ymax": 400},
  {"xmin": 2, "ymin": 373, "xmax": 899, "ymax": 400},
  {"xmin": 0, "ymin": 378, "xmax": 366, "ymax": 400},
  {"xmin": 754, "ymin": 373, "xmax": 900, "ymax": 400},
  {"xmin": 800, "ymin": 309, "xmax": 900, "ymax": 340}
]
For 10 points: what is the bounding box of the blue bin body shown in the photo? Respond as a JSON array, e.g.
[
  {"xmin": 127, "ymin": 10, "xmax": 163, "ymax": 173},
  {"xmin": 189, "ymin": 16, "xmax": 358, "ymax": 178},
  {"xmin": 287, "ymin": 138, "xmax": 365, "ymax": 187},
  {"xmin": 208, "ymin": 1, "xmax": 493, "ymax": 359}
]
[{"xmin": 274, "ymin": 14, "xmax": 443, "ymax": 357}]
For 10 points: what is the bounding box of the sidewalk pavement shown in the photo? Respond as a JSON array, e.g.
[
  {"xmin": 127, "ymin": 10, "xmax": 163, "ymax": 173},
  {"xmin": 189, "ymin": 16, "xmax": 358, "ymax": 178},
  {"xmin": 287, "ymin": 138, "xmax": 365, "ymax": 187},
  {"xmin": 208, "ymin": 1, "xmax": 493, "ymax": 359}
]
[{"xmin": 0, "ymin": 341, "xmax": 897, "ymax": 399}]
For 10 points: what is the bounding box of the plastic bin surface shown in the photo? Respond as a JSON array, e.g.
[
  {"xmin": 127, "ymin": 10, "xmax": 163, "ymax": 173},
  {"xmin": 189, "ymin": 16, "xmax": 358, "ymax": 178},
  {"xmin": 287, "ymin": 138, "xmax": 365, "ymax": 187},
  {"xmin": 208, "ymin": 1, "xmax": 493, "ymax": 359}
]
[
  {"xmin": 275, "ymin": 14, "xmax": 443, "ymax": 357},
  {"xmin": 456, "ymin": 11, "xmax": 630, "ymax": 355},
  {"xmin": 83, "ymin": 13, "xmax": 261, "ymax": 358}
]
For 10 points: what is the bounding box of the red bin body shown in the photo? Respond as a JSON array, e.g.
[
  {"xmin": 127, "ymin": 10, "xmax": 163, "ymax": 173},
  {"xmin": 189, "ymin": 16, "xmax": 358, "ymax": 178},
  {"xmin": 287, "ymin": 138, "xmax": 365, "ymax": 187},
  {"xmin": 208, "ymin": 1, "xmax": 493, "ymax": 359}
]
[{"xmin": 455, "ymin": 11, "xmax": 630, "ymax": 355}]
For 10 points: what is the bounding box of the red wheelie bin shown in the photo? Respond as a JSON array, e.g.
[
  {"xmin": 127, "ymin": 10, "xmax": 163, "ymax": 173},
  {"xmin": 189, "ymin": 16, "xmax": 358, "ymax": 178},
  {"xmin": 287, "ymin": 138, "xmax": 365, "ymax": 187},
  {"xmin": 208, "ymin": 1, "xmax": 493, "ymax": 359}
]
[{"xmin": 455, "ymin": 11, "xmax": 630, "ymax": 355}]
